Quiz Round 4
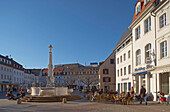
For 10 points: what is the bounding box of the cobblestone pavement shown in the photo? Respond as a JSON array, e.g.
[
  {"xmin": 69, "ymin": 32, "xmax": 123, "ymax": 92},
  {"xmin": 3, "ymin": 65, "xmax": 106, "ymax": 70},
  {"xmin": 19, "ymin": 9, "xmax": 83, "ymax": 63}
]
[{"xmin": 0, "ymin": 98, "xmax": 170, "ymax": 112}]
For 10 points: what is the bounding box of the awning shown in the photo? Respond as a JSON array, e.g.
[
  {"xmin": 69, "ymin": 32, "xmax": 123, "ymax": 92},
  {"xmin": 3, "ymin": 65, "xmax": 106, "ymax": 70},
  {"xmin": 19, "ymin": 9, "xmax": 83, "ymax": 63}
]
[
  {"xmin": 0, "ymin": 83, "xmax": 20, "ymax": 85},
  {"xmin": 151, "ymin": 65, "xmax": 170, "ymax": 74},
  {"xmin": 133, "ymin": 68, "xmax": 155, "ymax": 76}
]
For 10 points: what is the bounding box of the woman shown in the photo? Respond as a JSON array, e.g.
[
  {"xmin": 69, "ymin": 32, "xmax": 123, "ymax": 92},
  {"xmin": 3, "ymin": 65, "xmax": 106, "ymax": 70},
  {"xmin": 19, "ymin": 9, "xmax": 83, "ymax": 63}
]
[
  {"xmin": 130, "ymin": 87, "xmax": 134, "ymax": 97},
  {"xmin": 123, "ymin": 92, "xmax": 130, "ymax": 104}
]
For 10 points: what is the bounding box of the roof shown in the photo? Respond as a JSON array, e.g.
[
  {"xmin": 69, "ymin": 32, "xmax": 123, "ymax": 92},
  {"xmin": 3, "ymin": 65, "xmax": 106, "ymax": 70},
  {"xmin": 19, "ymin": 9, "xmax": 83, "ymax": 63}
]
[
  {"xmin": 132, "ymin": 0, "xmax": 156, "ymax": 23},
  {"xmin": 115, "ymin": 28, "xmax": 132, "ymax": 49}
]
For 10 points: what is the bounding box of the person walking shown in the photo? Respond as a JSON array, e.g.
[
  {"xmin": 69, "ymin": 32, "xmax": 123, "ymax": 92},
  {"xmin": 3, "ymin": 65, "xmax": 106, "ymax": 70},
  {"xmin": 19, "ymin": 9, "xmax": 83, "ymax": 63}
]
[{"xmin": 140, "ymin": 86, "xmax": 147, "ymax": 105}]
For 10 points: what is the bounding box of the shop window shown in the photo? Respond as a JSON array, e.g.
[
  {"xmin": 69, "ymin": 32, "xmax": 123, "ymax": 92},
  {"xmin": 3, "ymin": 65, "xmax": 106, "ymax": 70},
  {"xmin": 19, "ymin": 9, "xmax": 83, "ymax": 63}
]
[{"xmin": 160, "ymin": 73, "xmax": 169, "ymax": 94}]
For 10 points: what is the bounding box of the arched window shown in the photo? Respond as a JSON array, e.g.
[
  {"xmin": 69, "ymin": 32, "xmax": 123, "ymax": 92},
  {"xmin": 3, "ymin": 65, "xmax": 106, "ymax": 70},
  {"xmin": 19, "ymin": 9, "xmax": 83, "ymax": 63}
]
[{"xmin": 136, "ymin": 49, "xmax": 141, "ymax": 66}]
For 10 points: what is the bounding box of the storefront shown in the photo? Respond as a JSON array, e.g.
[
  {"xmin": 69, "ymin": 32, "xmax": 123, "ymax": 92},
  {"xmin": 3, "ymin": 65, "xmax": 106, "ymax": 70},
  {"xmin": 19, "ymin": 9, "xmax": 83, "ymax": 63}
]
[
  {"xmin": 0, "ymin": 81, "xmax": 20, "ymax": 92},
  {"xmin": 133, "ymin": 66, "xmax": 155, "ymax": 95},
  {"xmin": 151, "ymin": 65, "xmax": 170, "ymax": 96},
  {"xmin": 117, "ymin": 77, "xmax": 132, "ymax": 94}
]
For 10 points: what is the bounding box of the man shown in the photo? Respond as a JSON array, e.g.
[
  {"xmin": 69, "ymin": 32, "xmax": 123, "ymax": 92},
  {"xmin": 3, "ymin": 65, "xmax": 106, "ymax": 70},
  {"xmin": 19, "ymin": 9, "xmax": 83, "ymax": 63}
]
[{"xmin": 140, "ymin": 86, "xmax": 147, "ymax": 105}]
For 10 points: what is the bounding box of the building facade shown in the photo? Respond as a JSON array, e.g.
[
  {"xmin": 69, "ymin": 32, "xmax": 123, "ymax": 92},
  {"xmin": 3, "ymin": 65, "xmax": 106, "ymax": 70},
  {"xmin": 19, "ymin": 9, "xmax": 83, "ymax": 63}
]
[
  {"xmin": 0, "ymin": 55, "xmax": 24, "ymax": 91},
  {"xmin": 99, "ymin": 52, "xmax": 116, "ymax": 92},
  {"xmin": 24, "ymin": 69, "xmax": 35, "ymax": 89},
  {"xmin": 129, "ymin": 0, "xmax": 170, "ymax": 101},
  {"xmin": 42, "ymin": 63, "xmax": 99, "ymax": 90},
  {"xmin": 115, "ymin": 28, "xmax": 133, "ymax": 93},
  {"xmin": 151, "ymin": 0, "xmax": 170, "ymax": 100}
]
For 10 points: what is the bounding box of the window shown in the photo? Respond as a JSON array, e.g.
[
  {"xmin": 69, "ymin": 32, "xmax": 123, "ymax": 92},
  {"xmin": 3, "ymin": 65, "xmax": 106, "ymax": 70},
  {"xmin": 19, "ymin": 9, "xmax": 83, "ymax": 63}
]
[
  {"xmin": 124, "ymin": 53, "xmax": 126, "ymax": 61},
  {"xmin": 117, "ymin": 58, "xmax": 119, "ymax": 64},
  {"xmin": 128, "ymin": 50, "xmax": 131, "ymax": 58},
  {"xmin": 110, "ymin": 59, "xmax": 114, "ymax": 64},
  {"xmin": 120, "ymin": 56, "xmax": 122, "ymax": 63},
  {"xmin": 124, "ymin": 67, "xmax": 126, "ymax": 75},
  {"xmin": 117, "ymin": 70, "xmax": 119, "ymax": 77},
  {"xmin": 1, "ymin": 74, "xmax": 3, "ymax": 79},
  {"xmin": 126, "ymin": 39, "xmax": 130, "ymax": 45},
  {"xmin": 160, "ymin": 41, "xmax": 167, "ymax": 58},
  {"xmin": 145, "ymin": 44, "xmax": 152, "ymax": 61},
  {"xmin": 103, "ymin": 77, "xmax": 111, "ymax": 82},
  {"xmin": 136, "ymin": 26, "xmax": 141, "ymax": 40},
  {"xmin": 136, "ymin": 50, "xmax": 141, "ymax": 66},
  {"xmin": 128, "ymin": 65, "xmax": 131, "ymax": 74},
  {"xmin": 103, "ymin": 69, "xmax": 109, "ymax": 74},
  {"xmin": 145, "ymin": 17, "xmax": 151, "ymax": 33},
  {"xmin": 144, "ymin": 0, "xmax": 151, "ymax": 5},
  {"xmin": 136, "ymin": 3, "xmax": 141, "ymax": 15},
  {"xmin": 160, "ymin": 13, "xmax": 166, "ymax": 28},
  {"xmin": 121, "ymin": 68, "xmax": 123, "ymax": 76}
]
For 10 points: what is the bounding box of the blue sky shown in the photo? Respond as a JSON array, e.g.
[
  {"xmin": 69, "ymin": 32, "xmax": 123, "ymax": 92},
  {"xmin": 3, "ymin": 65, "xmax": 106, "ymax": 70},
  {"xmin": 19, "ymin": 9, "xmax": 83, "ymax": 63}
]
[{"xmin": 0, "ymin": 0, "xmax": 137, "ymax": 68}]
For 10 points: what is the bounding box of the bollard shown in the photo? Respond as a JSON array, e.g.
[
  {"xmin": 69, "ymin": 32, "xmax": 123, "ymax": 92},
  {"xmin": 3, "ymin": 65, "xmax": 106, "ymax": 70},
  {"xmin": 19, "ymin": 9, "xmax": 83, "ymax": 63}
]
[
  {"xmin": 17, "ymin": 98, "xmax": 21, "ymax": 104},
  {"xmin": 62, "ymin": 98, "xmax": 67, "ymax": 104}
]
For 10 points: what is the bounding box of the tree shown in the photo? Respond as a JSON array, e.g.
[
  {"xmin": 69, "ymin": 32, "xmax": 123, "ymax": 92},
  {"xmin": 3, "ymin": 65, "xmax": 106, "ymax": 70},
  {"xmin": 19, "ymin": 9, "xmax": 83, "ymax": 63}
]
[
  {"xmin": 63, "ymin": 75, "xmax": 78, "ymax": 88},
  {"xmin": 79, "ymin": 75, "xmax": 99, "ymax": 90}
]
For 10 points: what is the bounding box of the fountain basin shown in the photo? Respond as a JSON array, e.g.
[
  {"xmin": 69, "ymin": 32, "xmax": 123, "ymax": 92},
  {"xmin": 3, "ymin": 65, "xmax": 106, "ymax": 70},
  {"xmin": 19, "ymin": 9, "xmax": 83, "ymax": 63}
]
[{"xmin": 31, "ymin": 87, "xmax": 71, "ymax": 96}]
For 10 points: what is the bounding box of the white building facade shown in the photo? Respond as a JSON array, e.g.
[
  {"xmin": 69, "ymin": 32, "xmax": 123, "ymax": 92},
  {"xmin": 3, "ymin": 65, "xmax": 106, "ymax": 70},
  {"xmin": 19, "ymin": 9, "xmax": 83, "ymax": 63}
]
[
  {"xmin": 129, "ymin": 0, "xmax": 170, "ymax": 101},
  {"xmin": 115, "ymin": 28, "xmax": 133, "ymax": 93},
  {"xmin": 151, "ymin": 0, "xmax": 170, "ymax": 100},
  {"xmin": 0, "ymin": 55, "xmax": 24, "ymax": 92}
]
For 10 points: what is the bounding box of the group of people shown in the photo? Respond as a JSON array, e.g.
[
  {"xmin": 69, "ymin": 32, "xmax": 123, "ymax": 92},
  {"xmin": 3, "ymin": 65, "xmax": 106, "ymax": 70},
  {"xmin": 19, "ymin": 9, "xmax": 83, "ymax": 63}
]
[
  {"xmin": 7, "ymin": 86, "xmax": 26, "ymax": 100},
  {"xmin": 88, "ymin": 86, "xmax": 147, "ymax": 105}
]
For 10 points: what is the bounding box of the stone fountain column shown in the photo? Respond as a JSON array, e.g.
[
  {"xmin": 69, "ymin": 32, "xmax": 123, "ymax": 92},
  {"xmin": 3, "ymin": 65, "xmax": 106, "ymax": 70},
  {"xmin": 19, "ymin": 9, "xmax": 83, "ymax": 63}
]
[{"xmin": 46, "ymin": 45, "xmax": 55, "ymax": 87}]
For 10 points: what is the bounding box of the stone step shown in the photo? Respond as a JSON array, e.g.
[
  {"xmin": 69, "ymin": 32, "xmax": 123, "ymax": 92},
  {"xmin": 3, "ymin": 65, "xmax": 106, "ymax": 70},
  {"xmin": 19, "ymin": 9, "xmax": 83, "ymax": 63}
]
[{"xmin": 21, "ymin": 95, "xmax": 82, "ymax": 102}]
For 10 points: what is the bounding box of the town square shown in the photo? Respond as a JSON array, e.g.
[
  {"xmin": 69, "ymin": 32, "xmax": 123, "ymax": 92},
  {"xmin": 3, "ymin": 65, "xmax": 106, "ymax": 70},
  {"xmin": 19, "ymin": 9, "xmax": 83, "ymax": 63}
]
[{"xmin": 0, "ymin": 0, "xmax": 170, "ymax": 112}]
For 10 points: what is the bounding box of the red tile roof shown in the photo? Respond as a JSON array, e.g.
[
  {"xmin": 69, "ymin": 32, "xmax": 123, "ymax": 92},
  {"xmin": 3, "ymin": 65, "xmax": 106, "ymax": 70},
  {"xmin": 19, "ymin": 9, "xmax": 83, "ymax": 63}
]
[{"xmin": 132, "ymin": 0, "xmax": 156, "ymax": 23}]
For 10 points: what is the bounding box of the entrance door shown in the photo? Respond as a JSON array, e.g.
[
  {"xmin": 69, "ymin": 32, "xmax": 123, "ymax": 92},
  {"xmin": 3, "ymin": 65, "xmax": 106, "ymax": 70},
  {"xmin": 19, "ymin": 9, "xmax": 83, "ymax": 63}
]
[
  {"xmin": 118, "ymin": 83, "xmax": 120, "ymax": 93},
  {"xmin": 124, "ymin": 83, "xmax": 127, "ymax": 93}
]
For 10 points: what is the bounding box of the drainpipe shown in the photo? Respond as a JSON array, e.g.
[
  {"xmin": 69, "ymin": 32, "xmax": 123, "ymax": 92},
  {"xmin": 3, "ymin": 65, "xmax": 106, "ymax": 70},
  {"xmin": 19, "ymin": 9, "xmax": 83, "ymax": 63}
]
[{"xmin": 151, "ymin": 11, "xmax": 157, "ymax": 101}]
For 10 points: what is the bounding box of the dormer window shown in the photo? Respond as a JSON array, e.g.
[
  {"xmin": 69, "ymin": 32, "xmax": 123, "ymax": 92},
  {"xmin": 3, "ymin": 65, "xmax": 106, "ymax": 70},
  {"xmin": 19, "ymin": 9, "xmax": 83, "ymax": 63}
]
[
  {"xmin": 136, "ymin": 3, "xmax": 141, "ymax": 15},
  {"xmin": 145, "ymin": 0, "xmax": 151, "ymax": 6}
]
